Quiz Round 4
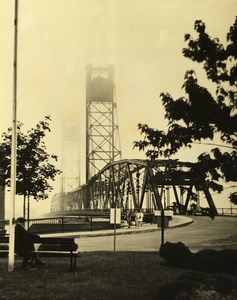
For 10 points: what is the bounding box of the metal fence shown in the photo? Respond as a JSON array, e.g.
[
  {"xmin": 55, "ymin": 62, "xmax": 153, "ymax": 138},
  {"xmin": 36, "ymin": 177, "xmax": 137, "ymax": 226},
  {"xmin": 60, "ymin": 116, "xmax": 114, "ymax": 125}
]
[
  {"xmin": 28, "ymin": 216, "xmax": 94, "ymax": 233},
  {"xmin": 0, "ymin": 216, "xmax": 94, "ymax": 234},
  {"xmin": 216, "ymin": 207, "xmax": 237, "ymax": 216},
  {"xmin": 0, "ymin": 207, "xmax": 236, "ymax": 235}
]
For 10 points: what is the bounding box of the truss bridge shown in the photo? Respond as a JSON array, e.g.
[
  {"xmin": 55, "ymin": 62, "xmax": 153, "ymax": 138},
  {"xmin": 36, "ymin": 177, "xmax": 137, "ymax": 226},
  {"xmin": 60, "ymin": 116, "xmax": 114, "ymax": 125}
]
[
  {"xmin": 51, "ymin": 158, "xmax": 218, "ymax": 216},
  {"xmin": 53, "ymin": 65, "xmax": 218, "ymax": 217}
]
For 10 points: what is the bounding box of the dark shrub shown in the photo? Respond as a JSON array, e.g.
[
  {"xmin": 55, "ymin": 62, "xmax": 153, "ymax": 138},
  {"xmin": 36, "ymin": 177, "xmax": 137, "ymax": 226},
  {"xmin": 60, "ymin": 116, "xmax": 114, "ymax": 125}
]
[
  {"xmin": 159, "ymin": 242, "xmax": 193, "ymax": 267},
  {"xmin": 156, "ymin": 279, "xmax": 201, "ymax": 300},
  {"xmin": 207, "ymin": 273, "xmax": 237, "ymax": 294},
  {"xmin": 178, "ymin": 271, "xmax": 208, "ymax": 284},
  {"xmin": 179, "ymin": 272, "xmax": 237, "ymax": 295},
  {"xmin": 219, "ymin": 249, "xmax": 237, "ymax": 274},
  {"xmin": 189, "ymin": 249, "xmax": 237, "ymax": 274},
  {"xmin": 160, "ymin": 241, "xmax": 237, "ymax": 274},
  {"xmin": 189, "ymin": 249, "xmax": 221, "ymax": 273},
  {"xmin": 156, "ymin": 271, "xmax": 237, "ymax": 300}
]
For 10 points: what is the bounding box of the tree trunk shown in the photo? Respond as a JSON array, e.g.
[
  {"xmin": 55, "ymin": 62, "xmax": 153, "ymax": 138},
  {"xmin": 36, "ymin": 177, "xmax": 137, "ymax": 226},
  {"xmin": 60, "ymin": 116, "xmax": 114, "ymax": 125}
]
[
  {"xmin": 23, "ymin": 194, "xmax": 26, "ymax": 219},
  {"xmin": 27, "ymin": 194, "xmax": 30, "ymax": 230}
]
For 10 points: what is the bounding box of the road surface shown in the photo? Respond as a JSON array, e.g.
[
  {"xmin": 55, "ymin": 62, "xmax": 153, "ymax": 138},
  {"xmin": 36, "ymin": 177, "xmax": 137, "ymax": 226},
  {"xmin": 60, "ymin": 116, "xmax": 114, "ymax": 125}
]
[{"xmin": 76, "ymin": 216, "xmax": 237, "ymax": 252}]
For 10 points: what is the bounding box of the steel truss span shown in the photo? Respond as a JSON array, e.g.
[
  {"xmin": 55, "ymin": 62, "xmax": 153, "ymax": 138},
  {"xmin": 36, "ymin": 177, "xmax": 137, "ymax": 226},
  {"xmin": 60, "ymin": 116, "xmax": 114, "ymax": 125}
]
[{"xmin": 51, "ymin": 159, "xmax": 218, "ymax": 216}]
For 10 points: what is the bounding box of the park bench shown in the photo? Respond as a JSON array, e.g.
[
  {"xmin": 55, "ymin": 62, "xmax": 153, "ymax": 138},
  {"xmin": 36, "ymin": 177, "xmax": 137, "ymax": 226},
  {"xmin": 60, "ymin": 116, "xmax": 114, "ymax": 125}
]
[{"xmin": 0, "ymin": 236, "xmax": 78, "ymax": 272}]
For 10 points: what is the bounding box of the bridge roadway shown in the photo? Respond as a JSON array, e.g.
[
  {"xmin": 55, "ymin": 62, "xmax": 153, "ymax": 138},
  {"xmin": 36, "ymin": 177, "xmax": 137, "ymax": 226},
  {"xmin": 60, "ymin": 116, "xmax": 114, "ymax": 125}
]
[{"xmin": 40, "ymin": 216, "xmax": 237, "ymax": 253}]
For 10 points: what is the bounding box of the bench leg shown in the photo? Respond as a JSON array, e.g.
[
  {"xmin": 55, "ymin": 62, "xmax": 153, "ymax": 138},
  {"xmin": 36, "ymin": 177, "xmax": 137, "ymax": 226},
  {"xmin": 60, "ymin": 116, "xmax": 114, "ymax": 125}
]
[
  {"xmin": 31, "ymin": 256, "xmax": 34, "ymax": 267},
  {"xmin": 73, "ymin": 255, "xmax": 77, "ymax": 272},
  {"xmin": 69, "ymin": 254, "xmax": 76, "ymax": 272}
]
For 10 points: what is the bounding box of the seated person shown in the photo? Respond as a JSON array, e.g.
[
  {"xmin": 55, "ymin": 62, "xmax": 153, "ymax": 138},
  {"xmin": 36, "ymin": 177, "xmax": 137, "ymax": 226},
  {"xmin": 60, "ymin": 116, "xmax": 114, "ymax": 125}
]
[{"xmin": 15, "ymin": 217, "xmax": 46, "ymax": 269}]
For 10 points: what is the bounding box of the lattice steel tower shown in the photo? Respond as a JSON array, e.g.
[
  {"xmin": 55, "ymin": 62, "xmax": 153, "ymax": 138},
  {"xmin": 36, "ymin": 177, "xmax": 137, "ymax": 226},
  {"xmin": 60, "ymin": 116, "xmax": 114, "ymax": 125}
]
[
  {"xmin": 61, "ymin": 117, "xmax": 80, "ymax": 193},
  {"xmin": 85, "ymin": 64, "xmax": 122, "ymax": 182}
]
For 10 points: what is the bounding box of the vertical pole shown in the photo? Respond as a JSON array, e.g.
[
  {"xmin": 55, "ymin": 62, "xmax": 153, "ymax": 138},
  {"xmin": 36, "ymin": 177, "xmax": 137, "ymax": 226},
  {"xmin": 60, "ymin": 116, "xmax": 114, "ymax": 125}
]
[
  {"xmin": 23, "ymin": 195, "xmax": 26, "ymax": 219},
  {"xmin": 114, "ymin": 205, "xmax": 116, "ymax": 252},
  {"xmin": 163, "ymin": 188, "xmax": 166, "ymax": 209},
  {"xmin": 27, "ymin": 195, "xmax": 30, "ymax": 230},
  {"xmin": 9, "ymin": 0, "xmax": 19, "ymax": 272},
  {"xmin": 113, "ymin": 206, "xmax": 116, "ymax": 252},
  {"xmin": 85, "ymin": 64, "xmax": 91, "ymax": 183},
  {"xmin": 161, "ymin": 209, "xmax": 165, "ymax": 246},
  {"xmin": 62, "ymin": 217, "xmax": 64, "ymax": 233}
]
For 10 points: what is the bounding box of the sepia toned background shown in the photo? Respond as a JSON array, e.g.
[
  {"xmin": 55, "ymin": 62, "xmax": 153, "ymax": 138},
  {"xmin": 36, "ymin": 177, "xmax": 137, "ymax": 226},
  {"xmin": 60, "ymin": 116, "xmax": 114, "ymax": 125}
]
[{"xmin": 0, "ymin": 0, "xmax": 236, "ymax": 217}]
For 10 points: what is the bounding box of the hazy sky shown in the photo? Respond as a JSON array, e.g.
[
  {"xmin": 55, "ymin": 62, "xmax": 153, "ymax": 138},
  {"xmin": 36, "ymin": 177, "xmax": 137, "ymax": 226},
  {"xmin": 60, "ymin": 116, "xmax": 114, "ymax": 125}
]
[{"xmin": 0, "ymin": 0, "xmax": 236, "ymax": 216}]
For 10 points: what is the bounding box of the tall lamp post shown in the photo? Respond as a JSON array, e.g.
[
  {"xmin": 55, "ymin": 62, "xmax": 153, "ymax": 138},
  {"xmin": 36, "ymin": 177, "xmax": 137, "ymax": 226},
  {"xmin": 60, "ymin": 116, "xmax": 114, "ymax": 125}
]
[{"xmin": 8, "ymin": 0, "xmax": 19, "ymax": 272}]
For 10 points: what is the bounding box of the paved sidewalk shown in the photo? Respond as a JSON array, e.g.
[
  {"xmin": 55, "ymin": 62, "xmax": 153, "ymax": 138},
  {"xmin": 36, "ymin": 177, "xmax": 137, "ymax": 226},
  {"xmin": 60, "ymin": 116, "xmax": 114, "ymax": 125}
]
[{"xmin": 40, "ymin": 215, "xmax": 193, "ymax": 238}]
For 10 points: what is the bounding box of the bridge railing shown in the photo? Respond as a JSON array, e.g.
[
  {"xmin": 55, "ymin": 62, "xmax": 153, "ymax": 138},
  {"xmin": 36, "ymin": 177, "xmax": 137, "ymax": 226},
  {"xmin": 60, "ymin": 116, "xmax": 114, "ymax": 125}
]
[
  {"xmin": 28, "ymin": 216, "xmax": 94, "ymax": 233},
  {"xmin": 0, "ymin": 216, "xmax": 94, "ymax": 234},
  {"xmin": 216, "ymin": 207, "xmax": 237, "ymax": 216},
  {"xmin": 51, "ymin": 209, "xmax": 111, "ymax": 217},
  {"xmin": 51, "ymin": 208, "xmax": 154, "ymax": 216},
  {"xmin": 1, "ymin": 207, "xmax": 236, "ymax": 234}
]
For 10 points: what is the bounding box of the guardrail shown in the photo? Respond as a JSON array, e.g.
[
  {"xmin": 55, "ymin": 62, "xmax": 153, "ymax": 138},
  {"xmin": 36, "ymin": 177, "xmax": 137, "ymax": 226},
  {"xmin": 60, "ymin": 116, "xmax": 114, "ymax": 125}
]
[
  {"xmin": 216, "ymin": 207, "xmax": 237, "ymax": 216},
  {"xmin": 49, "ymin": 209, "xmax": 111, "ymax": 217},
  {"xmin": 49, "ymin": 208, "xmax": 155, "ymax": 217},
  {"xmin": 29, "ymin": 216, "xmax": 94, "ymax": 233},
  {"xmin": 0, "ymin": 216, "xmax": 94, "ymax": 234},
  {"xmin": 0, "ymin": 207, "xmax": 236, "ymax": 235}
]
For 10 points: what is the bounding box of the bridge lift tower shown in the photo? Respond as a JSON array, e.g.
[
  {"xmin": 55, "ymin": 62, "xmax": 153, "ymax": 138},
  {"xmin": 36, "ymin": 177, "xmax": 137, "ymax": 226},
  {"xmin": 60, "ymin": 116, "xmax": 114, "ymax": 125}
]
[
  {"xmin": 61, "ymin": 118, "xmax": 80, "ymax": 193},
  {"xmin": 85, "ymin": 64, "xmax": 122, "ymax": 182}
]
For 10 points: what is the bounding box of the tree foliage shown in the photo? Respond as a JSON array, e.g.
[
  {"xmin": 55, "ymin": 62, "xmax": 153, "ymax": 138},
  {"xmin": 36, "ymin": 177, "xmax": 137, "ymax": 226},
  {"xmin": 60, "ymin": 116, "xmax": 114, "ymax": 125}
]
[
  {"xmin": 134, "ymin": 18, "xmax": 237, "ymax": 200},
  {"xmin": 0, "ymin": 116, "xmax": 61, "ymax": 201}
]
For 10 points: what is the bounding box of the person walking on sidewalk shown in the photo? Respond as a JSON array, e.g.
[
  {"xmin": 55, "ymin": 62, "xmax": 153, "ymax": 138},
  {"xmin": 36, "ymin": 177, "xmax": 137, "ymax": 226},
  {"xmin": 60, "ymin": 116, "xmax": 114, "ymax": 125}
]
[
  {"xmin": 134, "ymin": 210, "xmax": 139, "ymax": 227},
  {"xmin": 126, "ymin": 210, "xmax": 132, "ymax": 228},
  {"xmin": 138, "ymin": 210, "xmax": 144, "ymax": 227}
]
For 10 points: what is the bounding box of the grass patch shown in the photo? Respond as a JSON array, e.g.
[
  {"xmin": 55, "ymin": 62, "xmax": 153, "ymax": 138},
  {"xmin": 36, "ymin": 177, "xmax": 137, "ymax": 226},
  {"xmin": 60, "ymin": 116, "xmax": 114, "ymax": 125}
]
[
  {"xmin": 0, "ymin": 252, "xmax": 183, "ymax": 299},
  {"xmin": 0, "ymin": 252, "xmax": 236, "ymax": 299}
]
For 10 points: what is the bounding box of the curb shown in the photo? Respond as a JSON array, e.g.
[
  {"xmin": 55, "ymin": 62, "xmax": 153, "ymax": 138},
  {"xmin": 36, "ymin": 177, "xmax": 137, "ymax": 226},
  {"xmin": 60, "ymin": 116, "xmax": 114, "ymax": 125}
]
[
  {"xmin": 61, "ymin": 219, "xmax": 194, "ymax": 238},
  {"xmin": 40, "ymin": 216, "xmax": 194, "ymax": 239}
]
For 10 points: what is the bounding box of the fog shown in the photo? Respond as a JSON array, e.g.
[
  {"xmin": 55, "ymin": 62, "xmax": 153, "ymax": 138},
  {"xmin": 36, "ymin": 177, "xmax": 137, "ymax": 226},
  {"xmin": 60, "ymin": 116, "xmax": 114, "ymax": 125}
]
[{"xmin": 0, "ymin": 0, "xmax": 236, "ymax": 217}]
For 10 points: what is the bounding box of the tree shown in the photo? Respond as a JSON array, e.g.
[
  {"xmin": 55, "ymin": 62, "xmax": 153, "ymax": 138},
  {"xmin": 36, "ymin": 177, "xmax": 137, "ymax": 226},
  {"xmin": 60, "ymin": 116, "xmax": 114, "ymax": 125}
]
[
  {"xmin": 134, "ymin": 18, "xmax": 237, "ymax": 203},
  {"xmin": 0, "ymin": 115, "xmax": 61, "ymax": 217}
]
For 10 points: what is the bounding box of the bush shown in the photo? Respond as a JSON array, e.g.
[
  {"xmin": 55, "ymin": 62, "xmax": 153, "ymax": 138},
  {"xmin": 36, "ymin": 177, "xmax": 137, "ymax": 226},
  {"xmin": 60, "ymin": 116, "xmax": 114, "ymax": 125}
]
[
  {"xmin": 159, "ymin": 242, "xmax": 193, "ymax": 267},
  {"xmin": 207, "ymin": 273, "xmax": 237, "ymax": 294},
  {"xmin": 156, "ymin": 278, "xmax": 201, "ymax": 300},
  {"xmin": 189, "ymin": 249, "xmax": 222, "ymax": 273},
  {"xmin": 189, "ymin": 249, "xmax": 237, "ymax": 274},
  {"xmin": 156, "ymin": 271, "xmax": 237, "ymax": 300},
  {"xmin": 160, "ymin": 241, "xmax": 237, "ymax": 274},
  {"xmin": 178, "ymin": 271, "xmax": 208, "ymax": 284},
  {"xmin": 179, "ymin": 272, "xmax": 237, "ymax": 295},
  {"xmin": 218, "ymin": 249, "xmax": 237, "ymax": 274},
  {"xmin": 178, "ymin": 289, "xmax": 226, "ymax": 300}
]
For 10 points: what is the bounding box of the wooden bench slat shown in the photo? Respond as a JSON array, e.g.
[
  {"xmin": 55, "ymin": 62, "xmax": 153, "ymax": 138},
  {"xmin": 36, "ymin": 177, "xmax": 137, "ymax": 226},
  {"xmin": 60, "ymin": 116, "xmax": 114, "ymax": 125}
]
[
  {"xmin": 0, "ymin": 236, "xmax": 78, "ymax": 271},
  {"xmin": 34, "ymin": 251, "xmax": 78, "ymax": 254}
]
